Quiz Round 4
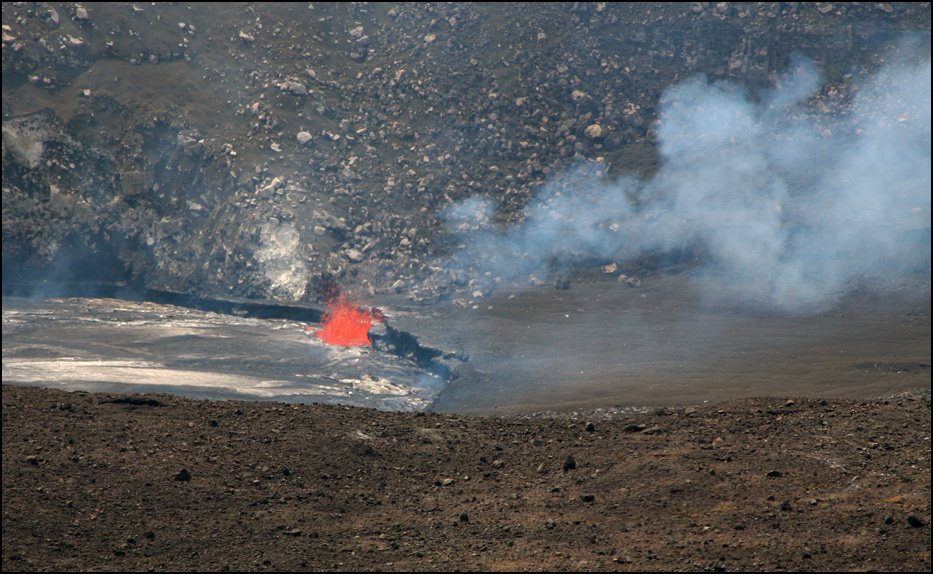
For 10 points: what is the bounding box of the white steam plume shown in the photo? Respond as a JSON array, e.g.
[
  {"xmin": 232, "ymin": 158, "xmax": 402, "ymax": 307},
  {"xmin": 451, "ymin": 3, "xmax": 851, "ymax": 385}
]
[{"xmin": 442, "ymin": 48, "xmax": 931, "ymax": 314}]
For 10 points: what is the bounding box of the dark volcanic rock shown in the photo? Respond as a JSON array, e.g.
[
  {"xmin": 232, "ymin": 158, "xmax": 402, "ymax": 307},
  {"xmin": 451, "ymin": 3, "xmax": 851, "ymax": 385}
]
[{"xmin": 2, "ymin": 3, "xmax": 930, "ymax": 301}]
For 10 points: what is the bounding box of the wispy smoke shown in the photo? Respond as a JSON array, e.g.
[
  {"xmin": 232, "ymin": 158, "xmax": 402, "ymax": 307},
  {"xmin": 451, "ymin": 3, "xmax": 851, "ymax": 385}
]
[
  {"xmin": 257, "ymin": 222, "xmax": 308, "ymax": 300},
  {"xmin": 442, "ymin": 47, "xmax": 931, "ymax": 313}
]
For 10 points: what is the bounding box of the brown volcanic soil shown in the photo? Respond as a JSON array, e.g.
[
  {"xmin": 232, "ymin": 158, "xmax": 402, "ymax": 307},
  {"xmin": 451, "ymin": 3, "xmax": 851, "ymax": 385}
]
[{"xmin": 2, "ymin": 384, "xmax": 929, "ymax": 572}]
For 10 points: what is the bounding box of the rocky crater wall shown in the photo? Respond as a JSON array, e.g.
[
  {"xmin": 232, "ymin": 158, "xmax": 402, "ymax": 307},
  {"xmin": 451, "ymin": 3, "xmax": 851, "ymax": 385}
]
[{"xmin": 3, "ymin": 2, "xmax": 930, "ymax": 303}]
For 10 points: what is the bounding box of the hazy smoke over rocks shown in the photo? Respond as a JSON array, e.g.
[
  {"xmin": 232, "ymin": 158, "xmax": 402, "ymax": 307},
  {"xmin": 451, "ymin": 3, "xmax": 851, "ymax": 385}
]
[
  {"xmin": 443, "ymin": 49, "xmax": 931, "ymax": 314},
  {"xmin": 257, "ymin": 222, "xmax": 308, "ymax": 301}
]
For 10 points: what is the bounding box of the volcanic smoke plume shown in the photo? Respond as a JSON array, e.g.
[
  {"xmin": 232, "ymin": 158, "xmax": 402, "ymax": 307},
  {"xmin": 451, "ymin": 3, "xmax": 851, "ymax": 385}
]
[{"xmin": 442, "ymin": 45, "xmax": 931, "ymax": 314}]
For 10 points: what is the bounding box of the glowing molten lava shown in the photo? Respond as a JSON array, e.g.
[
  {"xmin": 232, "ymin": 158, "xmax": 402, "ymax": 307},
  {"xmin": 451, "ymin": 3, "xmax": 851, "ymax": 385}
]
[{"xmin": 313, "ymin": 294, "xmax": 385, "ymax": 346}]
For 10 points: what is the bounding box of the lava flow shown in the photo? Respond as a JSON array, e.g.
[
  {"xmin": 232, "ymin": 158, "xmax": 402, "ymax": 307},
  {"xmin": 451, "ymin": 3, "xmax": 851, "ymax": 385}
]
[{"xmin": 311, "ymin": 293, "xmax": 385, "ymax": 347}]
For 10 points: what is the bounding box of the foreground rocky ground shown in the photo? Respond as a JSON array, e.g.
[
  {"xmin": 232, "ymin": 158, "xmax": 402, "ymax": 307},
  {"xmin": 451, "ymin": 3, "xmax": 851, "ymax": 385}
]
[{"xmin": 2, "ymin": 383, "xmax": 929, "ymax": 571}]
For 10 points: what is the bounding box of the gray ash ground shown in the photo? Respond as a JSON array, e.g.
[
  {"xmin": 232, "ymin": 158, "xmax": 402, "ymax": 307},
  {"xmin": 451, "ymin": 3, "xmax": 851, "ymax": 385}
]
[
  {"xmin": 4, "ymin": 269, "xmax": 930, "ymax": 417},
  {"xmin": 392, "ymin": 272, "xmax": 932, "ymax": 417}
]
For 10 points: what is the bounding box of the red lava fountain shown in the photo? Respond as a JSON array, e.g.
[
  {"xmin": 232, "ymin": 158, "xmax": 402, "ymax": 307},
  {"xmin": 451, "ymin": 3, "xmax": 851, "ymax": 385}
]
[{"xmin": 313, "ymin": 294, "xmax": 385, "ymax": 347}]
